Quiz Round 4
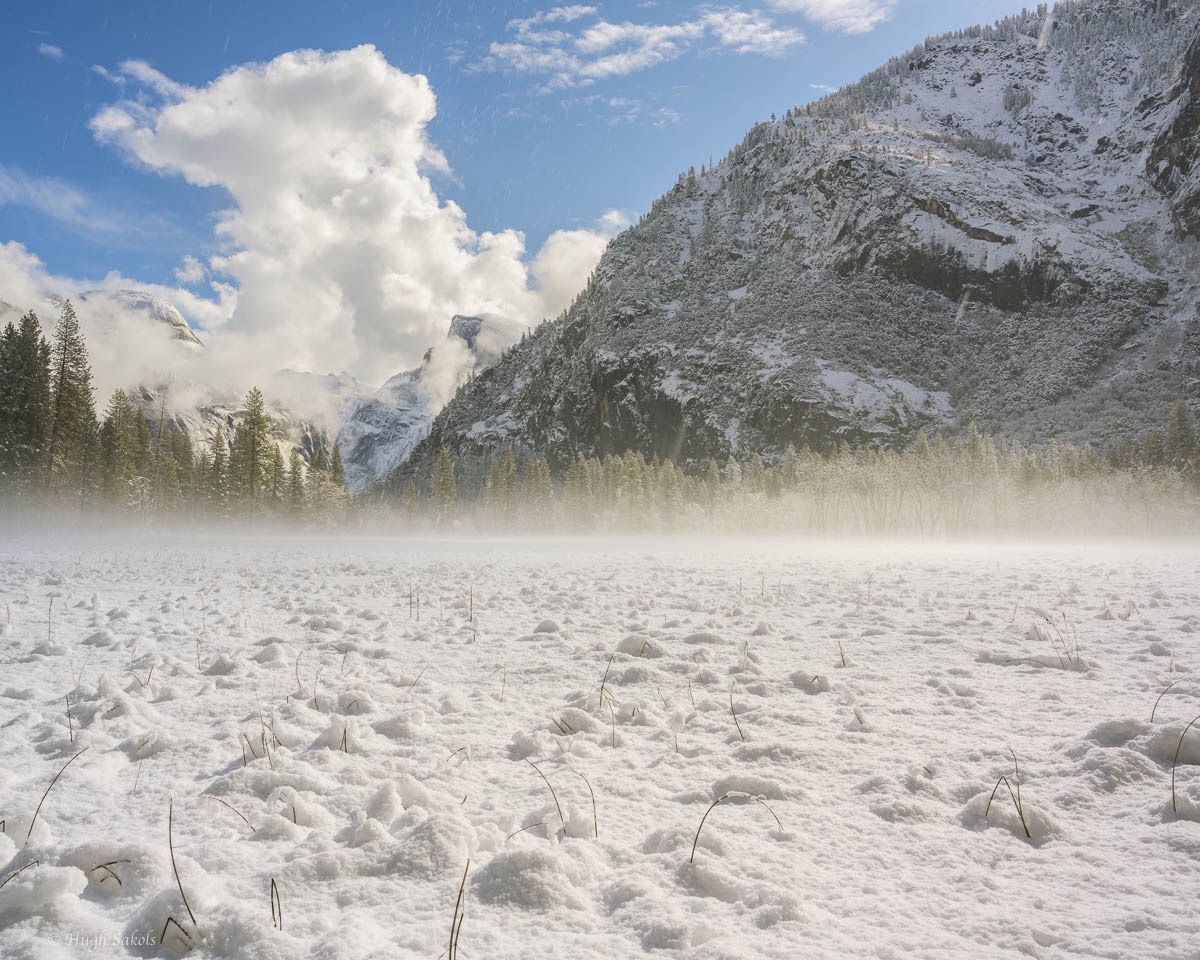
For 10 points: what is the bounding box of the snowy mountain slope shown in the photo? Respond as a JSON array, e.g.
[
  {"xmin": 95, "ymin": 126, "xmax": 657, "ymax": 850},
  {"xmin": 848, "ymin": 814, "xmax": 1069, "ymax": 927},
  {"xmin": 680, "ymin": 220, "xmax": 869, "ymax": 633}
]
[
  {"xmin": 75, "ymin": 289, "xmax": 204, "ymax": 348},
  {"xmin": 1, "ymin": 290, "xmax": 202, "ymax": 349},
  {"xmin": 386, "ymin": 0, "xmax": 1200, "ymax": 491}
]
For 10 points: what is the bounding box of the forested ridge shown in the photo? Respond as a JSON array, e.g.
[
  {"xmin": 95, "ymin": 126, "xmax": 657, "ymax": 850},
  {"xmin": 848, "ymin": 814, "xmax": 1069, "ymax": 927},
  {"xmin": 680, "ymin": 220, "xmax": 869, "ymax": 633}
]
[{"xmin": 0, "ymin": 304, "xmax": 349, "ymax": 523}]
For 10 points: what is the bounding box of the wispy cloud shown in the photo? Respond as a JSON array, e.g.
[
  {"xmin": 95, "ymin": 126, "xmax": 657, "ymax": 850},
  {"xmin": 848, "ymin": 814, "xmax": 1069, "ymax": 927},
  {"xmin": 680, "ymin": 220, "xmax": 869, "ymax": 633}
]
[
  {"xmin": 479, "ymin": 6, "xmax": 804, "ymax": 91},
  {"xmin": 0, "ymin": 164, "xmax": 176, "ymax": 245},
  {"xmin": 768, "ymin": 0, "xmax": 897, "ymax": 34},
  {"xmin": 37, "ymin": 42, "xmax": 63, "ymax": 61},
  {"xmin": 117, "ymin": 59, "xmax": 189, "ymax": 98},
  {"xmin": 0, "ymin": 166, "xmax": 89, "ymax": 226},
  {"xmin": 174, "ymin": 254, "xmax": 206, "ymax": 286},
  {"xmin": 563, "ymin": 94, "xmax": 683, "ymax": 126},
  {"xmin": 91, "ymin": 63, "xmax": 126, "ymax": 87}
]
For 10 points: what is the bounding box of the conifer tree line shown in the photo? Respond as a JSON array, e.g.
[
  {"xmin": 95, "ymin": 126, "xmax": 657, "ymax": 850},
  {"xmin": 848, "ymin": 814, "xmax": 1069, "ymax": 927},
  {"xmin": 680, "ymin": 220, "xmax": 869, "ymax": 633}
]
[
  {"xmin": 393, "ymin": 411, "xmax": 1200, "ymax": 536},
  {"xmin": 4, "ymin": 301, "xmax": 1197, "ymax": 535},
  {"xmin": 0, "ymin": 303, "xmax": 348, "ymax": 521}
]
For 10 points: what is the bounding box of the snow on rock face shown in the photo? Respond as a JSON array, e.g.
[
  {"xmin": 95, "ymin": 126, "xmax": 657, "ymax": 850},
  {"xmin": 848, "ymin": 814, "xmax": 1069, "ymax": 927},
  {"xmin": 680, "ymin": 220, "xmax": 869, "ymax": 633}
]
[
  {"xmin": 76, "ymin": 289, "xmax": 203, "ymax": 347},
  {"xmin": 336, "ymin": 315, "xmax": 497, "ymax": 491},
  {"xmin": 390, "ymin": 1, "xmax": 1200, "ymax": 489}
]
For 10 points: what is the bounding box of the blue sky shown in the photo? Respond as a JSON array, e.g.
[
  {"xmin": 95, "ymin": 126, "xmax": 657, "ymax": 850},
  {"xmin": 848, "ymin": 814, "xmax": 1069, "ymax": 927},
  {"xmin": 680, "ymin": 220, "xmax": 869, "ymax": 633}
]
[{"xmin": 1, "ymin": 0, "xmax": 1022, "ymax": 384}]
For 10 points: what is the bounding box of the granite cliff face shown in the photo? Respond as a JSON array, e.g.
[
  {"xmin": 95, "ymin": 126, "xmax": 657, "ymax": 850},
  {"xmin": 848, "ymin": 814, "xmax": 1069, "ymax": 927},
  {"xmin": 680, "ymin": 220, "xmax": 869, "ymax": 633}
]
[
  {"xmin": 1148, "ymin": 23, "xmax": 1200, "ymax": 238},
  {"xmin": 385, "ymin": 0, "xmax": 1200, "ymax": 492}
]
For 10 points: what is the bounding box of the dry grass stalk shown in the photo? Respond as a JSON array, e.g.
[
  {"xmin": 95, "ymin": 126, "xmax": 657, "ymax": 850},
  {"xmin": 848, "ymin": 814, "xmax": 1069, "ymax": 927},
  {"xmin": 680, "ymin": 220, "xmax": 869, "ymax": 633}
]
[
  {"xmin": 729, "ymin": 679, "xmax": 745, "ymax": 742},
  {"xmin": 984, "ymin": 748, "xmax": 1032, "ymax": 839},
  {"xmin": 160, "ymin": 916, "xmax": 193, "ymax": 951},
  {"xmin": 1152, "ymin": 680, "xmax": 1181, "ymax": 723},
  {"xmin": 313, "ymin": 666, "xmax": 325, "ymax": 712},
  {"xmin": 203, "ymin": 795, "xmax": 257, "ymax": 833},
  {"xmin": 448, "ymin": 859, "xmax": 469, "ymax": 960},
  {"xmin": 168, "ymin": 798, "xmax": 198, "ymax": 929},
  {"xmin": 409, "ymin": 666, "xmax": 428, "ymax": 713},
  {"xmin": 505, "ymin": 820, "xmax": 545, "ymax": 841},
  {"xmin": 569, "ymin": 769, "xmax": 599, "ymax": 838},
  {"xmin": 525, "ymin": 759, "xmax": 565, "ymax": 834},
  {"xmin": 0, "ymin": 859, "xmax": 40, "ymax": 889},
  {"xmin": 689, "ymin": 792, "xmax": 783, "ymax": 864},
  {"xmin": 26, "ymin": 746, "xmax": 88, "ymax": 844},
  {"xmin": 1171, "ymin": 713, "xmax": 1200, "ymax": 814},
  {"xmin": 270, "ymin": 877, "xmax": 282, "ymax": 931},
  {"xmin": 91, "ymin": 859, "xmax": 130, "ymax": 887},
  {"xmin": 598, "ymin": 652, "xmax": 616, "ymax": 711}
]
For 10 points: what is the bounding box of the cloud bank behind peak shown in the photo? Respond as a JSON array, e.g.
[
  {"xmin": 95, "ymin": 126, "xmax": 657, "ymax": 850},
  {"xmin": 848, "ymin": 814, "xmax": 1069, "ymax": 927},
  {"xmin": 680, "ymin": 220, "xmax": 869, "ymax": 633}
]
[{"xmin": 89, "ymin": 45, "xmax": 624, "ymax": 390}]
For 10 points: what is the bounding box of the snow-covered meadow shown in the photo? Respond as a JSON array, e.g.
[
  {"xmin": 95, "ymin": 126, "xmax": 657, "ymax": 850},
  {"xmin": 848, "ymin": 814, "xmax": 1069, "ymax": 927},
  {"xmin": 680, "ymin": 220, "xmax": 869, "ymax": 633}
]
[{"xmin": 1, "ymin": 534, "xmax": 1199, "ymax": 959}]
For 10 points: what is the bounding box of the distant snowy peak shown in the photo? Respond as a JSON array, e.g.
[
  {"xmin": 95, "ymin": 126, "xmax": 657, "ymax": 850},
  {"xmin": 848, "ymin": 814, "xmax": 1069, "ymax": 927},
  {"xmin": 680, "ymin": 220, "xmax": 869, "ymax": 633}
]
[
  {"xmin": 76, "ymin": 289, "xmax": 204, "ymax": 347},
  {"xmin": 337, "ymin": 314, "xmax": 500, "ymax": 491},
  {"xmin": 448, "ymin": 315, "xmax": 483, "ymax": 351},
  {"xmin": 384, "ymin": 0, "xmax": 1200, "ymax": 489}
]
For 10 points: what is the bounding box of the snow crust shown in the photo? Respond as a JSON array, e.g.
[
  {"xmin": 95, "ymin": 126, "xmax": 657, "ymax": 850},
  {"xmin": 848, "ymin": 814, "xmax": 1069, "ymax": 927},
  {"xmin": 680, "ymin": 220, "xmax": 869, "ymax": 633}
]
[{"xmin": 1, "ymin": 535, "xmax": 1199, "ymax": 957}]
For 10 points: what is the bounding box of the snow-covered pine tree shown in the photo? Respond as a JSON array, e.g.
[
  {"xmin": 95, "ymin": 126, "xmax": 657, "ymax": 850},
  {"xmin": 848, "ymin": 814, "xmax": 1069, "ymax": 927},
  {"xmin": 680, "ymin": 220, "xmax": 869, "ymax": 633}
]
[
  {"xmin": 270, "ymin": 444, "xmax": 286, "ymax": 507},
  {"xmin": 330, "ymin": 443, "xmax": 346, "ymax": 490},
  {"xmin": 165, "ymin": 425, "xmax": 194, "ymax": 512},
  {"xmin": 0, "ymin": 311, "xmax": 52, "ymax": 500},
  {"xmin": 287, "ymin": 449, "xmax": 305, "ymax": 516},
  {"xmin": 564, "ymin": 456, "xmax": 593, "ymax": 528},
  {"xmin": 657, "ymin": 458, "xmax": 684, "ymax": 527},
  {"xmin": 1166, "ymin": 399, "xmax": 1197, "ymax": 475},
  {"xmin": 229, "ymin": 387, "xmax": 273, "ymax": 512},
  {"xmin": 208, "ymin": 428, "xmax": 229, "ymax": 514},
  {"xmin": 499, "ymin": 447, "xmax": 518, "ymax": 523},
  {"xmin": 44, "ymin": 301, "xmax": 99, "ymax": 505},
  {"xmin": 431, "ymin": 444, "xmax": 457, "ymax": 522},
  {"xmin": 99, "ymin": 388, "xmax": 143, "ymax": 508}
]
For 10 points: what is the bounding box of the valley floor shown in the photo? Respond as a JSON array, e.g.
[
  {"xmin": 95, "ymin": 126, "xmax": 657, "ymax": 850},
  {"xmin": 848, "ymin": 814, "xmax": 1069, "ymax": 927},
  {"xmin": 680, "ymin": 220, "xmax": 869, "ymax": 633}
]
[{"xmin": 1, "ymin": 534, "xmax": 1199, "ymax": 959}]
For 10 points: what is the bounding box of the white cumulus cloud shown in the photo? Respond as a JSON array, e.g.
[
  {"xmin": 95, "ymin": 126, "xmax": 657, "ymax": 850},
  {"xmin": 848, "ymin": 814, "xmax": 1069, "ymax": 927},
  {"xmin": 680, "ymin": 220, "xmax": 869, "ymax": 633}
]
[{"xmin": 90, "ymin": 45, "xmax": 623, "ymax": 389}]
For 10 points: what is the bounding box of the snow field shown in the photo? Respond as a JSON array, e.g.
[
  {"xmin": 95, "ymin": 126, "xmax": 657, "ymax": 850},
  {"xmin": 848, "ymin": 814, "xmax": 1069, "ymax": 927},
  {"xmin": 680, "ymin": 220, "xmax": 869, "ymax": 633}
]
[{"xmin": 1, "ymin": 536, "xmax": 1199, "ymax": 958}]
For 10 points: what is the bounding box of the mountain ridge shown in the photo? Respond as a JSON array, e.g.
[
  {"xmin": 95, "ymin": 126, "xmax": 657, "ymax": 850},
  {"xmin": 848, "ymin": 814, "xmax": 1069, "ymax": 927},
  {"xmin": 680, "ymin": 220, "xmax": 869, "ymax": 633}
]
[{"xmin": 382, "ymin": 0, "xmax": 1200, "ymax": 494}]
